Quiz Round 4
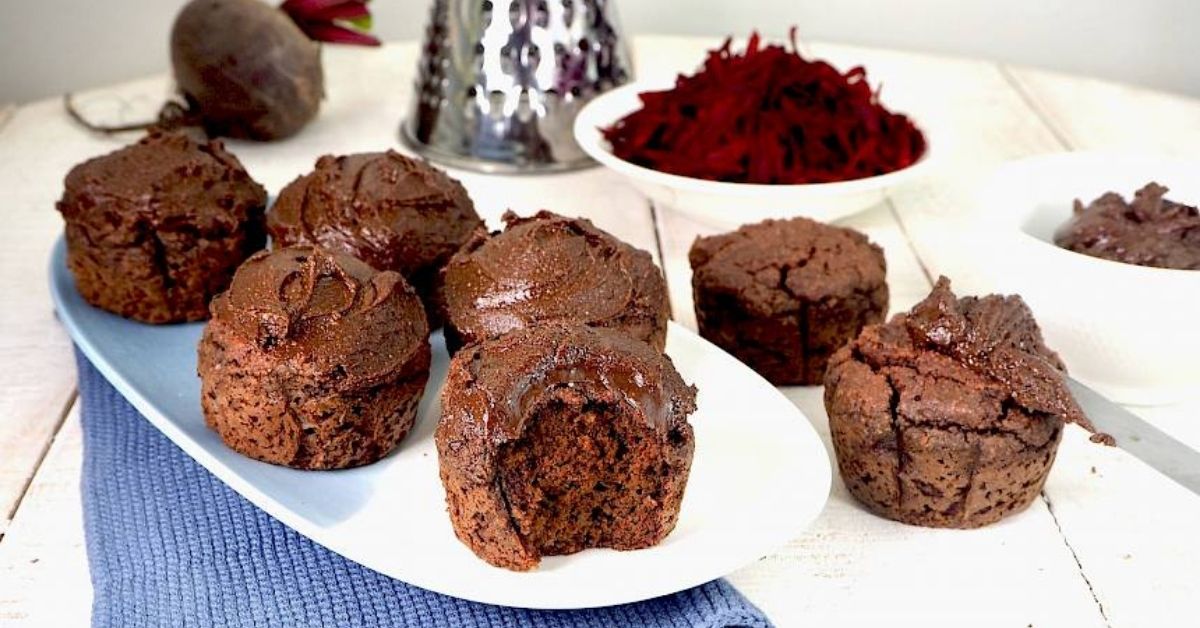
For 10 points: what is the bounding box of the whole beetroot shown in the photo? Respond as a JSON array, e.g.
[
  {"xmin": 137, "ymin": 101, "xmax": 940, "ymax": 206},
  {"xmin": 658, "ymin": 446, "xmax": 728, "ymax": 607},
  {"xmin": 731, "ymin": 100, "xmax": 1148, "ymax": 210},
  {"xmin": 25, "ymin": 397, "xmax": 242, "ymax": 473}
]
[{"xmin": 171, "ymin": 0, "xmax": 324, "ymax": 141}]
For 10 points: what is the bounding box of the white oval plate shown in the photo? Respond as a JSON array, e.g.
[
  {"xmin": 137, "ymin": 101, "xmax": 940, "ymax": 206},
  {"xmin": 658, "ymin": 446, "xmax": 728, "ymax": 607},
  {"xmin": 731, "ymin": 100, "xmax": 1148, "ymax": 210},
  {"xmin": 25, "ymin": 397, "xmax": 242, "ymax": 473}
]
[
  {"xmin": 574, "ymin": 81, "xmax": 935, "ymax": 229},
  {"xmin": 50, "ymin": 238, "xmax": 831, "ymax": 609}
]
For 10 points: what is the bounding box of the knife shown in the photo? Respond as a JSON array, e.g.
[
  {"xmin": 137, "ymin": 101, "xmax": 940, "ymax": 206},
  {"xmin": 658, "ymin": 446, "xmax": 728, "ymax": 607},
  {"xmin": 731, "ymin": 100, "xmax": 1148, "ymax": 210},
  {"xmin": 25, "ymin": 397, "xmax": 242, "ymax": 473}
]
[{"xmin": 1069, "ymin": 378, "xmax": 1200, "ymax": 496}]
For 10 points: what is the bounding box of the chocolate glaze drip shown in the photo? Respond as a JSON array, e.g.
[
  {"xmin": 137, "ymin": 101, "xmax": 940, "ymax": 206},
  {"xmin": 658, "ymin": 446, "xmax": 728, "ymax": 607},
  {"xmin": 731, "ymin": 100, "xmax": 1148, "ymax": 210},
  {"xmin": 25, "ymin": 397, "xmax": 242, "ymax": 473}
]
[
  {"xmin": 900, "ymin": 277, "xmax": 1111, "ymax": 444},
  {"xmin": 210, "ymin": 246, "xmax": 429, "ymax": 390},
  {"xmin": 1055, "ymin": 182, "xmax": 1200, "ymax": 270},
  {"xmin": 442, "ymin": 211, "xmax": 669, "ymax": 349},
  {"xmin": 446, "ymin": 325, "xmax": 695, "ymax": 444}
]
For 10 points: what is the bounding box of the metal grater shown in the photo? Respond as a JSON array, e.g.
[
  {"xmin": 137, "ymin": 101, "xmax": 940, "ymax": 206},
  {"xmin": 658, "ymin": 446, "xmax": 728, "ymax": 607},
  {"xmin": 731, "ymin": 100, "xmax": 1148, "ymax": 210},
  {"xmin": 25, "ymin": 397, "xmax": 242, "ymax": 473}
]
[{"xmin": 401, "ymin": 0, "xmax": 632, "ymax": 173}]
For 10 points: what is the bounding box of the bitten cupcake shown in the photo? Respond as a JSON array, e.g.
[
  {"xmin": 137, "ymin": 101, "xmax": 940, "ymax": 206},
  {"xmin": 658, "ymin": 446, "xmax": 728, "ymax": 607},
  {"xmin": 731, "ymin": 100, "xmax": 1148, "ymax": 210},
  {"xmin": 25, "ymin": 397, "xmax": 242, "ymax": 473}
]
[
  {"xmin": 441, "ymin": 211, "xmax": 670, "ymax": 354},
  {"xmin": 824, "ymin": 277, "xmax": 1111, "ymax": 528},
  {"xmin": 689, "ymin": 217, "xmax": 888, "ymax": 385},
  {"xmin": 266, "ymin": 150, "xmax": 483, "ymax": 323},
  {"xmin": 436, "ymin": 324, "xmax": 697, "ymax": 571},
  {"xmin": 198, "ymin": 246, "xmax": 431, "ymax": 470},
  {"xmin": 56, "ymin": 131, "xmax": 267, "ymax": 323}
]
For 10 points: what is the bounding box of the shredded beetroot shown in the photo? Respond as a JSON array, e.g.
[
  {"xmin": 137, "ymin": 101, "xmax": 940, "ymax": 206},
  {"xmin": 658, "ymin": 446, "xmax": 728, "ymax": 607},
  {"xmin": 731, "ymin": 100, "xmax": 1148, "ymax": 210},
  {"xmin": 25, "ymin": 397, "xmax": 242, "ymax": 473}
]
[{"xmin": 602, "ymin": 30, "xmax": 926, "ymax": 184}]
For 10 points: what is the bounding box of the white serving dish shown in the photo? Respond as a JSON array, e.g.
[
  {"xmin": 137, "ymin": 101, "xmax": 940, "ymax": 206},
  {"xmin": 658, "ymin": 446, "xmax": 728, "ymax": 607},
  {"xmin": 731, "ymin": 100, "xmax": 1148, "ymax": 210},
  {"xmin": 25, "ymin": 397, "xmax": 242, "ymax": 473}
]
[
  {"xmin": 968, "ymin": 152, "xmax": 1200, "ymax": 406},
  {"xmin": 50, "ymin": 238, "xmax": 832, "ymax": 609},
  {"xmin": 574, "ymin": 81, "xmax": 934, "ymax": 229}
]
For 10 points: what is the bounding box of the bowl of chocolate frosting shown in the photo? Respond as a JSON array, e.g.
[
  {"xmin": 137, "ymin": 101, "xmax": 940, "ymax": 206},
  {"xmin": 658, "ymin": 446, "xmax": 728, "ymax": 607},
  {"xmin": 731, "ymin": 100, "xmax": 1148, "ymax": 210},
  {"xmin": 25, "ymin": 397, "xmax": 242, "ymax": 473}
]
[{"xmin": 966, "ymin": 152, "xmax": 1200, "ymax": 405}]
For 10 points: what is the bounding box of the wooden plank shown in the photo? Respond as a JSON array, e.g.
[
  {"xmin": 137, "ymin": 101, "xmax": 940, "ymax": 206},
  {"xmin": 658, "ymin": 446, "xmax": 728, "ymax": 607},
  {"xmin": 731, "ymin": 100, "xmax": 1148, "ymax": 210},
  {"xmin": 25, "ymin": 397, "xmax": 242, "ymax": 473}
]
[
  {"xmin": 1038, "ymin": 428, "xmax": 1200, "ymax": 628},
  {"xmin": 643, "ymin": 38, "xmax": 1106, "ymax": 627},
  {"xmin": 0, "ymin": 84, "xmax": 160, "ymax": 626},
  {"xmin": 1004, "ymin": 65, "xmax": 1200, "ymax": 159},
  {"xmin": 0, "ymin": 70, "xmax": 182, "ymax": 548},
  {"xmin": 724, "ymin": 386, "xmax": 1107, "ymax": 628},
  {"xmin": 1003, "ymin": 62, "xmax": 1200, "ymax": 628},
  {"xmin": 0, "ymin": 81, "xmax": 172, "ymax": 541},
  {"xmin": 0, "ymin": 404, "xmax": 91, "ymax": 628},
  {"xmin": 0, "ymin": 97, "xmax": 95, "ymax": 536}
]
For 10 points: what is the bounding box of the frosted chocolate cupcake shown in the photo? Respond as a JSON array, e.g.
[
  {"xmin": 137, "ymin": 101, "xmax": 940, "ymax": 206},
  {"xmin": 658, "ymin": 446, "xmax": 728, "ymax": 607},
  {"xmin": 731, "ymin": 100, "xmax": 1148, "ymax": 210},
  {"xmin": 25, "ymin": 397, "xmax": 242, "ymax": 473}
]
[
  {"xmin": 825, "ymin": 277, "xmax": 1111, "ymax": 528},
  {"xmin": 57, "ymin": 131, "xmax": 266, "ymax": 323},
  {"xmin": 437, "ymin": 324, "xmax": 696, "ymax": 571},
  {"xmin": 198, "ymin": 246, "xmax": 430, "ymax": 469},
  {"xmin": 690, "ymin": 217, "xmax": 888, "ymax": 385}
]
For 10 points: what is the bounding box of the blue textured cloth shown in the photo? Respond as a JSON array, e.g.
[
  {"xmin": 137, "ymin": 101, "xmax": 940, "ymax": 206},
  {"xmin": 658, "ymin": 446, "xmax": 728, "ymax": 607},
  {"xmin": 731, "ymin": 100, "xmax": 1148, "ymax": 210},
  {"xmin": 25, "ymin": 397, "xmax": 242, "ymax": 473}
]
[{"xmin": 76, "ymin": 350, "xmax": 771, "ymax": 627}]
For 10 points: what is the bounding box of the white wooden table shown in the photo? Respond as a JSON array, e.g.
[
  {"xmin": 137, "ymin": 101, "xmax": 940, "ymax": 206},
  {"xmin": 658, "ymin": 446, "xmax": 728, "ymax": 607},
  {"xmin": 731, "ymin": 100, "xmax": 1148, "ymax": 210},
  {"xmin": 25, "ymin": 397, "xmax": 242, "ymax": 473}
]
[{"xmin": 1, "ymin": 36, "xmax": 1199, "ymax": 628}]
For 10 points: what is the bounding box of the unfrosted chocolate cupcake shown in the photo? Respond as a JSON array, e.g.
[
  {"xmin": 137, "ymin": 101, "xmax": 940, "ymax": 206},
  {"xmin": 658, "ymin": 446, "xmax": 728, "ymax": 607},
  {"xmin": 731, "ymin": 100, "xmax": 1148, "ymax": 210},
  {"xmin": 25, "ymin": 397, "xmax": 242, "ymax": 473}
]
[
  {"xmin": 436, "ymin": 324, "xmax": 696, "ymax": 571},
  {"xmin": 198, "ymin": 246, "xmax": 431, "ymax": 470},
  {"xmin": 441, "ymin": 211, "xmax": 670, "ymax": 353},
  {"xmin": 267, "ymin": 150, "xmax": 483, "ymax": 323},
  {"xmin": 690, "ymin": 217, "xmax": 888, "ymax": 385},
  {"xmin": 824, "ymin": 277, "xmax": 1111, "ymax": 528},
  {"xmin": 57, "ymin": 131, "xmax": 267, "ymax": 323},
  {"xmin": 1054, "ymin": 182, "xmax": 1200, "ymax": 270}
]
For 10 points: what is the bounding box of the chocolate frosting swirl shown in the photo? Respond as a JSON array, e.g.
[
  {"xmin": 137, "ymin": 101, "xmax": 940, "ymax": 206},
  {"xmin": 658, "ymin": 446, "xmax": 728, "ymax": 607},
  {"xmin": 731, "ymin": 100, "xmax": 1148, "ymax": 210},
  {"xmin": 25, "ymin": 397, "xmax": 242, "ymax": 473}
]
[
  {"xmin": 1054, "ymin": 182, "xmax": 1200, "ymax": 270},
  {"xmin": 266, "ymin": 151, "xmax": 482, "ymax": 310},
  {"xmin": 859, "ymin": 277, "xmax": 1111, "ymax": 444},
  {"xmin": 210, "ymin": 246, "xmax": 429, "ymax": 390},
  {"xmin": 442, "ymin": 325, "xmax": 696, "ymax": 444},
  {"xmin": 57, "ymin": 131, "xmax": 266, "ymax": 243},
  {"xmin": 441, "ymin": 211, "xmax": 669, "ymax": 350}
]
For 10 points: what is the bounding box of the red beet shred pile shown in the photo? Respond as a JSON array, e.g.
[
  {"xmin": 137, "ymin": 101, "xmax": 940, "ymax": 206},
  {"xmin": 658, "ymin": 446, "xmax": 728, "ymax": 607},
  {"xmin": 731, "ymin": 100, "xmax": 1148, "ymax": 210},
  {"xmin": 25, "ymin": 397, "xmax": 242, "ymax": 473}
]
[{"xmin": 602, "ymin": 31, "xmax": 926, "ymax": 184}]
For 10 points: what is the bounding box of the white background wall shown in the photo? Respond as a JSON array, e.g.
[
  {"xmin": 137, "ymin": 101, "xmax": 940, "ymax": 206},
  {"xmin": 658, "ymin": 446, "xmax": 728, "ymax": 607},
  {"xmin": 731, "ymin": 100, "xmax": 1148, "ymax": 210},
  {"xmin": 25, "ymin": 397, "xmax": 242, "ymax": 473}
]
[{"xmin": 1, "ymin": 0, "xmax": 1196, "ymax": 105}]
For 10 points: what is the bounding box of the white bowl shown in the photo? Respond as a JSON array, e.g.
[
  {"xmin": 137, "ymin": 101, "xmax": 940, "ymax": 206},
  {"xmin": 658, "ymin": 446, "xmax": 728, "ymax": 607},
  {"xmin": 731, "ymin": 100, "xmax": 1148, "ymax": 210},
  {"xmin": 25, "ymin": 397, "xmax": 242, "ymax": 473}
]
[
  {"xmin": 574, "ymin": 82, "xmax": 934, "ymax": 229},
  {"xmin": 966, "ymin": 152, "xmax": 1200, "ymax": 406}
]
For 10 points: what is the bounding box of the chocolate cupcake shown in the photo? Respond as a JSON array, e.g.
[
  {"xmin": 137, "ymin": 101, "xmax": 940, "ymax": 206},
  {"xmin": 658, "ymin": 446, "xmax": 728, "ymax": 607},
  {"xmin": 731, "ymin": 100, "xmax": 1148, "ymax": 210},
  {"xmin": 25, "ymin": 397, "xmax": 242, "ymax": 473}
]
[
  {"xmin": 436, "ymin": 324, "xmax": 696, "ymax": 571},
  {"xmin": 824, "ymin": 277, "xmax": 1111, "ymax": 528},
  {"xmin": 198, "ymin": 246, "xmax": 431, "ymax": 470},
  {"xmin": 267, "ymin": 150, "xmax": 483, "ymax": 323},
  {"xmin": 1054, "ymin": 182, "xmax": 1200, "ymax": 270},
  {"xmin": 689, "ymin": 217, "xmax": 888, "ymax": 385},
  {"xmin": 441, "ymin": 211, "xmax": 670, "ymax": 353},
  {"xmin": 57, "ymin": 131, "xmax": 267, "ymax": 323}
]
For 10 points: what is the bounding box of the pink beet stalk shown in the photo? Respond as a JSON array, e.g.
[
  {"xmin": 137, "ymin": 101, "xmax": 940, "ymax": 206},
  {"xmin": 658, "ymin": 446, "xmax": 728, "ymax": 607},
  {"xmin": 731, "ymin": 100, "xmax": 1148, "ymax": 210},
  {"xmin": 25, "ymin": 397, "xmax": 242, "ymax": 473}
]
[{"xmin": 281, "ymin": 0, "xmax": 381, "ymax": 46}]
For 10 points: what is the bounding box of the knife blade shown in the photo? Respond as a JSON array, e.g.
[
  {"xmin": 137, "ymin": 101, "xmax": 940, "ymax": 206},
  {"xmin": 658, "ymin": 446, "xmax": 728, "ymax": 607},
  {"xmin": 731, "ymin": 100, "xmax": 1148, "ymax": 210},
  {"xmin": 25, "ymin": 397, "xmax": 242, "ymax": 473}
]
[{"xmin": 1068, "ymin": 378, "xmax": 1200, "ymax": 496}]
